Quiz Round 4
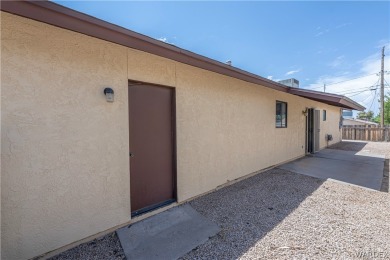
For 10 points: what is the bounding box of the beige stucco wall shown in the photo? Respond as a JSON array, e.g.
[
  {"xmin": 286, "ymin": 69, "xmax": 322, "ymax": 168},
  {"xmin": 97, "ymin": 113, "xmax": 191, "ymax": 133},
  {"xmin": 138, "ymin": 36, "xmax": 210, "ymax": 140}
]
[
  {"xmin": 319, "ymin": 107, "xmax": 342, "ymax": 148},
  {"xmin": 1, "ymin": 12, "xmax": 130, "ymax": 259},
  {"xmin": 174, "ymin": 63, "xmax": 341, "ymax": 200},
  {"xmin": 2, "ymin": 12, "xmax": 341, "ymax": 259},
  {"xmin": 127, "ymin": 48, "xmax": 341, "ymax": 200}
]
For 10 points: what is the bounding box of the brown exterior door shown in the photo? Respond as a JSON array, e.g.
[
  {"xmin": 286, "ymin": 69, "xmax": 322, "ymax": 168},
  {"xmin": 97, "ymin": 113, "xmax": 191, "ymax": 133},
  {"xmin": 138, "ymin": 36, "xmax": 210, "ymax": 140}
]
[{"xmin": 129, "ymin": 84, "xmax": 175, "ymax": 216}]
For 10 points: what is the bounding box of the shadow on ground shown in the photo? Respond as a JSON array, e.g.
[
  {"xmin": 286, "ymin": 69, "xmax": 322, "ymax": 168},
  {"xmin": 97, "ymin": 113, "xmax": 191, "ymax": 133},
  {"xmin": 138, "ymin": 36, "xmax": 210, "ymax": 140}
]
[
  {"xmin": 279, "ymin": 148, "xmax": 384, "ymax": 190},
  {"xmin": 330, "ymin": 141, "xmax": 389, "ymax": 192},
  {"xmin": 328, "ymin": 141, "xmax": 368, "ymax": 151},
  {"xmin": 382, "ymin": 159, "xmax": 389, "ymax": 192},
  {"xmin": 180, "ymin": 168, "xmax": 325, "ymax": 259}
]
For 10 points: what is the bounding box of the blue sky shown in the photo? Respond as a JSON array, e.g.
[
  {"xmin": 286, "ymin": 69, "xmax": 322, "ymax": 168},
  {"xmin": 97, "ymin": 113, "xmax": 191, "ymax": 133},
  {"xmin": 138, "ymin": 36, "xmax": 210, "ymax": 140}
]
[{"xmin": 56, "ymin": 1, "xmax": 390, "ymax": 114}]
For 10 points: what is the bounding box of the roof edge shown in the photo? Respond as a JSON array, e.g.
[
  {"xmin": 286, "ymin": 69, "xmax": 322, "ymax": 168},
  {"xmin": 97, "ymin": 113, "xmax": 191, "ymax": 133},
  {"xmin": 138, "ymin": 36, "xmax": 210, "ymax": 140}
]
[
  {"xmin": 288, "ymin": 88, "xmax": 365, "ymax": 111},
  {"xmin": 339, "ymin": 96, "xmax": 365, "ymax": 111},
  {"xmin": 0, "ymin": 0, "xmax": 288, "ymax": 92},
  {"xmin": 1, "ymin": 1, "xmax": 365, "ymax": 112}
]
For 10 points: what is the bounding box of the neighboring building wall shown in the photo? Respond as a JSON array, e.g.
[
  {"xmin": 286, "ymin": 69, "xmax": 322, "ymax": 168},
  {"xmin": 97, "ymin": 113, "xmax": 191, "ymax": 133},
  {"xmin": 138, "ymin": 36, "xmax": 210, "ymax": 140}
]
[
  {"xmin": 1, "ymin": 12, "xmax": 341, "ymax": 259},
  {"xmin": 343, "ymin": 118, "xmax": 378, "ymax": 126},
  {"xmin": 342, "ymin": 109, "xmax": 353, "ymax": 119}
]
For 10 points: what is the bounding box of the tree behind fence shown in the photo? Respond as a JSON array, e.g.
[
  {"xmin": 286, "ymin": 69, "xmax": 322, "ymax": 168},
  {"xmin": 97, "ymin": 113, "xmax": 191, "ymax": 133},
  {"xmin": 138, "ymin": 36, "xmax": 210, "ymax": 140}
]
[{"xmin": 342, "ymin": 125, "xmax": 390, "ymax": 142}]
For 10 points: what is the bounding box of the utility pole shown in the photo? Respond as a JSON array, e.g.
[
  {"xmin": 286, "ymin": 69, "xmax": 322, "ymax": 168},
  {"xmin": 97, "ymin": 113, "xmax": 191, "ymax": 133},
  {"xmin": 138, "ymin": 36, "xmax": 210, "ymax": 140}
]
[
  {"xmin": 323, "ymin": 83, "xmax": 326, "ymax": 93},
  {"xmin": 380, "ymin": 46, "xmax": 385, "ymax": 126}
]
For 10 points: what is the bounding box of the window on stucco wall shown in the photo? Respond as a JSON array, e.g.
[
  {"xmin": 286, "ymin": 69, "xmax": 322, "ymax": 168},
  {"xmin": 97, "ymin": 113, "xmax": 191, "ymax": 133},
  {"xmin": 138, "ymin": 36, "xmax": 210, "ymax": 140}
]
[
  {"xmin": 276, "ymin": 101, "xmax": 287, "ymax": 128},
  {"xmin": 323, "ymin": 110, "xmax": 327, "ymax": 121}
]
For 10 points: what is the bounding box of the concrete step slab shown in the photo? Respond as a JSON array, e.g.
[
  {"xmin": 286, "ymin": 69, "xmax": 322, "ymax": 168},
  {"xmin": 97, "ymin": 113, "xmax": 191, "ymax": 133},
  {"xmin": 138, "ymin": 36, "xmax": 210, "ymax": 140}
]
[{"xmin": 117, "ymin": 204, "xmax": 220, "ymax": 260}]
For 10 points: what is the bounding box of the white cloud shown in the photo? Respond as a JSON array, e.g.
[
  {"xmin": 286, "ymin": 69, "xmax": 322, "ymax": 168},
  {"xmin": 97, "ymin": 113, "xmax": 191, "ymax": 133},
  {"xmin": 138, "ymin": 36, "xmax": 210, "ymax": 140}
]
[
  {"xmin": 336, "ymin": 23, "xmax": 351, "ymax": 29},
  {"xmin": 266, "ymin": 75, "xmax": 281, "ymax": 82},
  {"xmin": 304, "ymin": 42, "xmax": 390, "ymax": 115},
  {"xmin": 315, "ymin": 23, "xmax": 350, "ymax": 38},
  {"xmin": 315, "ymin": 28, "xmax": 329, "ymax": 37},
  {"xmin": 359, "ymin": 44, "xmax": 390, "ymax": 74},
  {"xmin": 377, "ymin": 39, "xmax": 390, "ymax": 48},
  {"xmin": 329, "ymin": 55, "xmax": 345, "ymax": 68},
  {"xmin": 157, "ymin": 37, "xmax": 167, "ymax": 42},
  {"xmin": 285, "ymin": 69, "xmax": 301, "ymax": 76}
]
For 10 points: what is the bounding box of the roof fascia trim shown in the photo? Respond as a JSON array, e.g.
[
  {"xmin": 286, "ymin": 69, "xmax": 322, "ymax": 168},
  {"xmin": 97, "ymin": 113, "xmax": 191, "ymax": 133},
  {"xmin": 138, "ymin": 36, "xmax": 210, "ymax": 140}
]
[{"xmin": 0, "ymin": 1, "xmax": 288, "ymax": 92}]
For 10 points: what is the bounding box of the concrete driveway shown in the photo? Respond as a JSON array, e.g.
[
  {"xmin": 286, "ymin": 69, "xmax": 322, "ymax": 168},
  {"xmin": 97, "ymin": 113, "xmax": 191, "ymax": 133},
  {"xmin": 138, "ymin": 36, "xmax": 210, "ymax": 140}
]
[{"xmin": 278, "ymin": 148, "xmax": 385, "ymax": 190}]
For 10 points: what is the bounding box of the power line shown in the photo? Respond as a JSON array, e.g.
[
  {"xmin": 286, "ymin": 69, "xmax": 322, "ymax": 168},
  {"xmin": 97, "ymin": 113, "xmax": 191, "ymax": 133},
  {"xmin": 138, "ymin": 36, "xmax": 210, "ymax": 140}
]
[
  {"xmin": 331, "ymin": 83, "xmax": 387, "ymax": 97},
  {"xmin": 347, "ymin": 89, "xmax": 373, "ymax": 97},
  {"xmin": 385, "ymin": 78, "xmax": 390, "ymax": 86},
  {"xmin": 325, "ymin": 78, "xmax": 381, "ymax": 97},
  {"xmin": 361, "ymin": 90, "xmax": 375, "ymax": 104},
  {"xmin": 368, "ymin": 88, "xmax": 378, "ymax": 112},
  {"xmin": 305, "ymin": 73, "xmax": 377, "ymax": 90},
  {"xmin": 332, "ymin": 83, "xmax": 379, "ymax": 94},
  {"xmin": 326, "ymin": 73, "xmax": 377, "ymax": 86},
  {"xmin": 344, "ymin": 86, "xmax": 390, "ymax": 97}
]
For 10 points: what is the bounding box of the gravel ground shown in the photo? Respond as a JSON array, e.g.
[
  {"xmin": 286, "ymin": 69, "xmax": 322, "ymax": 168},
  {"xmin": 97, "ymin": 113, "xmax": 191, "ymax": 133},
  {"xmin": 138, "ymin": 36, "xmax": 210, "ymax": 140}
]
[
  {"xmin": 48, "ymin": 233, "xmax": 125, "ymax": 260},
  {"xmin": 49, "ymin": 141, "xmax": 390, "ymax": 260},
  {"xmin": 181, "ymin": 168, "xmax": 390, "ymax": 260}
]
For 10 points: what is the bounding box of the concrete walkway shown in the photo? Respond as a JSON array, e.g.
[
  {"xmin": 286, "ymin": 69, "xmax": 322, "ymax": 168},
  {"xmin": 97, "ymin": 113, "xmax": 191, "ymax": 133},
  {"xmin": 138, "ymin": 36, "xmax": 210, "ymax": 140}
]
[{"xmin": 278, "ymin": 148, "xmax": 385, "ymax": 190}]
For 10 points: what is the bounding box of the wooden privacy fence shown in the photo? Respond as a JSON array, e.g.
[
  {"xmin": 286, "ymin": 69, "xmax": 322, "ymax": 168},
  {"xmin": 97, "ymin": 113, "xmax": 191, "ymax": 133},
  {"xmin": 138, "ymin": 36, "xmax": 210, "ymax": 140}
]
[{"xmin": 342, "ymin": 125, "xmax": 390, "ymax": 142}]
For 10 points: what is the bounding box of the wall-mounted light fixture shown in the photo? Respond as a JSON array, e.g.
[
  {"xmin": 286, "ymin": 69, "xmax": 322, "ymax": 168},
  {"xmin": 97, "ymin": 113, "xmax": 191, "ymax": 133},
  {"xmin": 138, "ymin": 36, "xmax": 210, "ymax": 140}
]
[
  {"xmin": 302, "ymin": 108, "xmax": 308, "ymax": 116},
  {"xmin": 104, "ymin": 87, "xmax": 114, "ymax": 102}
]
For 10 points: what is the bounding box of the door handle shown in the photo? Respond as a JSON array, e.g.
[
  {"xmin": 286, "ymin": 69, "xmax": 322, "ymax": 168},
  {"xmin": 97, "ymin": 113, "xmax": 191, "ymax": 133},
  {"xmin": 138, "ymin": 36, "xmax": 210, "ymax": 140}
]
[{"xmin": 129, "ymin": 152, "xmax": 134, "ymax": 157}]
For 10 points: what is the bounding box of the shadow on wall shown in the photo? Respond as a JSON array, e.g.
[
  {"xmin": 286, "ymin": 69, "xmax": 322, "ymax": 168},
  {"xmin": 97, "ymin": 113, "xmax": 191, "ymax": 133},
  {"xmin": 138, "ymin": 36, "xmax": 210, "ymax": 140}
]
[{"xmin": 181, "ymin": 168, "xmax": 325, "ymax": 259}]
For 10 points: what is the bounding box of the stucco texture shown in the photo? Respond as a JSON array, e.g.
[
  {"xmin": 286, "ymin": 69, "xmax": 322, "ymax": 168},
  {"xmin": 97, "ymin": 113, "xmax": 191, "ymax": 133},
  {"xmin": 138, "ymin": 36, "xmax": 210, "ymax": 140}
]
[
  {"xmin": 175, "ymin": 64, "xmax": 341, "ymax": 200},
  {"xmin": 127, "ymin": 49, "xmax": 341, "ymax": 201},
  {"xmin": 1, "ymin": 12, "xmax": 130, "ymax": 259},
  {"xmin": 2, "ymin": 12, "xmax": 341, "ymax": 259}
]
